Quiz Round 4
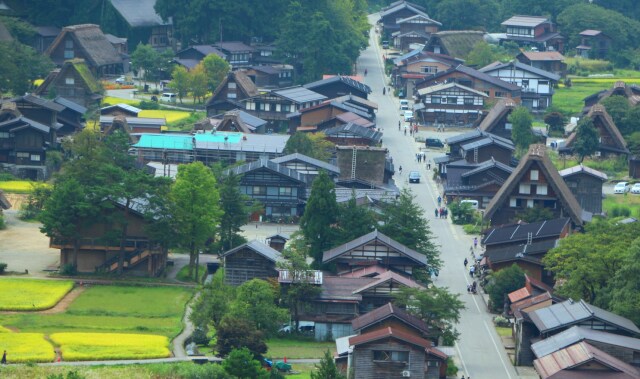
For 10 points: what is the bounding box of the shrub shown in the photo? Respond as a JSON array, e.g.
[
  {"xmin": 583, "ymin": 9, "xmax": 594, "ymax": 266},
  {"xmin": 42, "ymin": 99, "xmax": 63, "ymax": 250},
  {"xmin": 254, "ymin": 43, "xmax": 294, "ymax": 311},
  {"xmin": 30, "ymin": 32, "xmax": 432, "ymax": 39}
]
[
  {"xmin": 216, "ymin": 317, "xmax": 267, "ymax": 357},
  {"xmin": 0, "ymin": 262, "xmax": 6, "ymax": 274},
  {"xmin": 446, "ymin": 357, "xmax": 458, "ymax": 376},
  {"xmin": 138, "ymin": 100, "xmax": 160, "ymax": 110},
  {"xmin": 449, "ymin": 200, "xmax": 475, "ymax": 225},
  {"xmin": 47, "ymin": 371, "xmax": 87, "ymax": 379},
  {"xmin": 493, "ymin": 315, "xmax": 511, "ymax": 328},
  {"xmin": 610, "ymin": 205, "xmax": 631, "ymax": 218},
  {"xmin": 0, "ymin": 172, "xmax": 16, "ymax": 181},
  {"xmin": 191, "ymin": 326, "xmax": 210, "ymax": 345},
  {"xmin": 59, "ymin": 263, "xmax": 77, "ymax": 276}
]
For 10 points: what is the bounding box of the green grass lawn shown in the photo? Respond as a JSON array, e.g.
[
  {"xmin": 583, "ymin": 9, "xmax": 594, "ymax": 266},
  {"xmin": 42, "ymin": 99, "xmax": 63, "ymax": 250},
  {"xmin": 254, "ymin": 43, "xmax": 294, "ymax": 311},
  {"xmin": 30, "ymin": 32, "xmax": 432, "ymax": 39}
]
[
  {"xmin": 175, "ymin": 264, "xmax": 207, "ymax": 283},
  {"xmin": 603, "ymin": 194, "xmax": 640, "ymax": 219},
  {"xmin": 495, "ymin": 326, "xmax": 512, "ymax": 337},
  {"xmin": 0, "ymin": 285, "xmax": 193, "ymax": 338},
  {"xmin": 554, "ymin": 77, "xmax": 640, "ymax": 116},
  {"xmin": 266, "ymin": 338, "xmax": 335, "ymax": 359}
]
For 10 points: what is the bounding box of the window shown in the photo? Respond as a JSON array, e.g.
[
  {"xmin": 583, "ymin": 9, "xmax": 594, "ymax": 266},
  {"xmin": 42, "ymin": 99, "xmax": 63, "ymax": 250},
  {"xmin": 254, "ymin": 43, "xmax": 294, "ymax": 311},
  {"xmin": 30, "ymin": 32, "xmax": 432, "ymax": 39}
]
[
  {"xmin": 65, "ymin": 40, "xmax": 73, "ymax": 48},
  {"xmin": 427, "ymin": 361, "xmax": 440, "ymax": 367},
  {"xmin": 279, "ymin": 187, "xmax": 293, "ymax": 196},
  {"xmin": 521, "ymin": 79, "xmax": 529, "ymax": 88},
  {"xmin": 519, "ymin": 184, "xmax": 530, "ymax": 194},
  {"xmin": 527, "ymin": 199, "xmax": 534, "ymax": 208},
  {"xmin": 65, "ymin": 77, "xmax": 75, "ymax": 85},
  {"xmin": 495, "ymin": 92, "xmax": 505, "ymax": 97},
  {"xmin": 505, "ymin": 122, "xmax": 513, "ymax": 130},
  {"xmin": 530, "ymin": 170, "xmax": 539, "ymax": 181},
  {"xmin": 421, "ymin": 65, "xmax": 438, "ymax": 74},
  {"xmin": 228, "ymin": 82, "xmax": 237, "ymax": 89},
  {"xmin": 282, "ymin": 104, "xmax": 291, "ymax": 112},
  {"xmin": 537, "ymin": 184, "xmax": 548, "ymax": 195},
  {"xmin": 30, "ymin": 154, "xmax": 41, "ymax": 162},
  {"xmin": 441, "ymin": 97, "xmax": 447, "ymax": 103},
  {"xmin": 447, "ymin": 97, "xmax": 457, "ymax": 104},
  {"xmin": 539, "ymin": 80, "xmax": 549, "ymax": 86},
  {"xmin": 431, "ymin": 97, "xmax": 441, "ymax": 104},
  {"xmin": 0, "ymin": 132, "xmax": 9, "ymax": 138},
  {"xmin": 373, "ymin": 350, "xmax": 409, "ymax": 362},
  {"xmin": 252, "ymin": 186, "xmax": 266, "ymax": 195},
  {"xmin": 464, "ymin": 97, "xmax": 474, "ymax": 105},
  {"xmin": 64, "ymin": 50, "xmax": 74, "ymax": 59},
  {"xmin": 16, "ymin": 152, "xmax": 29, "ymax": 158}
]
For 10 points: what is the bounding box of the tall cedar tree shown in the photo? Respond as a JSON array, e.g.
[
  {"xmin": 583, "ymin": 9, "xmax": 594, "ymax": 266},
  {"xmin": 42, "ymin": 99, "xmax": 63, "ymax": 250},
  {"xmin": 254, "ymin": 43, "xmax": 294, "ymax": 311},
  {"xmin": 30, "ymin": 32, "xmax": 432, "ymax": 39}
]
[
  {"xmin": 311, "ymin": 350, "xmax": 347, "ymax": 379},
  {"xmin": 509, "ymin": 106, "xmax": 534, "ymax": 152},
  {"xmin": 218, "ymin": 173, "xmax": 251, "ymax": 252},
  {"xmin": 380, "ymin": 188, "xmax": 441, "ymax": 272},
  {"xmin": 336, "ymin": 194, "xmax": 377, "ymax": 245},
  {"xmin": 170, "ymin": 162, "xmax": 223, "ymax": 280},
  {"xmin": 222, "ymin": 347, "xmax": 269, "ymax": 378},
  {"xmin": 300, "ymin": 171, "xmax": 338, "ymax": 266},
  {"xmin": 573, "ymin": 117, "xmax": 599, "ymax": 162}
]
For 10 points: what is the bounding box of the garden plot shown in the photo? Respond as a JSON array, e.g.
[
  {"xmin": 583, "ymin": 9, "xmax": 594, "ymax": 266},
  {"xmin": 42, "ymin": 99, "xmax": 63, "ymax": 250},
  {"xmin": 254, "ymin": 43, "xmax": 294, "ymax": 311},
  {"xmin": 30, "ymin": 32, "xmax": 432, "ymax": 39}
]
[{"xmin": 51, "ymin": 332, "xmax": 170, "ymax": 361}]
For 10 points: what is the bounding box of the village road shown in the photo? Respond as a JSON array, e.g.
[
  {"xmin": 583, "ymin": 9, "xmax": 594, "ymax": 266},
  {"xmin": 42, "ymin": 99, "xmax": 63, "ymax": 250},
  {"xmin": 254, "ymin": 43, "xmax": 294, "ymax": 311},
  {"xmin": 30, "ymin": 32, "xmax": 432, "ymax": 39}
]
[{"xmin": 359, "ymin": 15, "xmax": 521, "ymax": 379}]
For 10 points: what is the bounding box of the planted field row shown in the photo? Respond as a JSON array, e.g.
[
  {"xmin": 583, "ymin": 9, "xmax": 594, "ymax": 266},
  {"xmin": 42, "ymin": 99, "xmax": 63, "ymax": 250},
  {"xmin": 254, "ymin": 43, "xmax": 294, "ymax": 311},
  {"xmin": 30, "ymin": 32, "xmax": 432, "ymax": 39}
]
[{"xmin": 0, "ymin": 278, "xmax": 73, "ymax": 311}]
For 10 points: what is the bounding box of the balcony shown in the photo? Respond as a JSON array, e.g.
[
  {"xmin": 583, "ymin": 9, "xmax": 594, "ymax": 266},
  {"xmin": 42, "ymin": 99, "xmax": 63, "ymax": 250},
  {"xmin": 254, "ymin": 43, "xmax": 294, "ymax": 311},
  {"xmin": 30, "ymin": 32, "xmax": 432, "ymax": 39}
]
[{"xmin": 50, "ymin": 237, "xmax": 150, "ymax": 251}]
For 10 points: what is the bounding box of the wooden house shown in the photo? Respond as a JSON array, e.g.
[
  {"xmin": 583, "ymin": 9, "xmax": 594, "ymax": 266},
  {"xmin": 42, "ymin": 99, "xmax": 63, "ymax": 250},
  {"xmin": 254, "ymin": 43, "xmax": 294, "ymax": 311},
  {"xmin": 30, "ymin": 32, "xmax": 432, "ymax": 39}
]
[
  {"xmin": 223, "ymin": 159, "xmax": 307, "ymax": 220},
  {"xmin": 416, "ymin": 82, "xmax": 487, "ymax": 126},
  {"xmin": 49, "ymin": 198, "xmax": 167, "ymax": 276},
  {"xmin": 221, "ymin": 240, "xmax": 281, "ymax": 286},
  {"xmin": 2, "ymin": 94, "xmax": 63, "ymax": 130},
  {"xmin": 101, "ymin": 104, "xmax": 141, "ymax": 118},
  {"xmin": 241, "ymin": 87, "xmax": 327, "ymax": 130},
  {"xmin": 500, "ymin": 15, "xmax": 564, "ymax": 52},
  {"xmin": 394, "ymin": 14, "xmax": 441, "ymax": 51},
  {"xmin": 393, "ymin": 52, "xmax": 462, "ymax": 96},
  {"xmin": 107, "ymin": 0, "xmax": 172, "ymax": 50},
  {"xmin": 100, "ymin": 116, "xmax": 164, "ymax": 135},
  {"xmin": 45, "ymin": 24, "xmax": 123, "ymax": 77},
  {"xmin": 205, "ymin": 71, "xmax": 259, "ymax": 117},
  {"xmin": 51, "ymin": 97, "xmax": 86, "ymax": 137},
  {"xmin": 304, "ymin": 76, "xmax": 372, "ymax": 100},
  {"xmin": 483, "ymin": 145, "xmax": 585, "ymax": 227},
  {"xmin": 379, "ymin": 1, "xmax": 429, "ymax": 36},
  {"xmin": 213, "ymin": 41, "xmax": 256, "ymax": 68},
  {"xmin": 0, "ymin": 102, "xmax": 57, "ymax": 180},
  {"xmin": 561, "ymin": 105, "xmax": 629, "ymax": 158},
  {"xmin": 479, "ymin": 60, "xmax": 560, "ymax": 111},
  {"xmin": 415, "ymin": 64, "xmax": 521, "ymax": 103},
  {"xmin": 533, "ymin": 342, "xmax": 640, "ymax": 379},
  {"xmin": 33, "ymin": 26, "xmax": 60, "ymax": 53},
  {"xmin": 349, "ymin": 327, "xmax": 432, "ymax": 379},
  {"xmin": 477, "ymin": 98, "xmax": 517, "ymax": 141},
  {"xmin": 265, "ymin": 233, "xmax": 289, "ymax": 252},
  {"xmin": 485, "ymin": 239, "xmax": 559, "ymax": 285},
  {"xmin": 509, "ymin": 274, "xmax": 558, "ymax": 316},
  {"xmin": 288, "ymin": 100, "xmax": 373, "ymax": 133},
  {"xmin": 174, "ymin": 45, "xmax": 225, "ymax": 70},
  {"xmin": 515, "ymin": 299, "xmax": 640, "ymax": 366},
  {"xmin": 630, "ymin": 156, "xmax": 640, "ymax": 179},
  {"xmin": 324, "ymin": 123, "xmax": 382, "ymax": 147},
  {"xmin": 516, "ymin": 51, "xmax": 566, "ymax": 78},
  {"xmin": 322, "ymin": 230, "xmax": 428, "ymax": 276},
  {"xmin": 207, "ymin": 109, "xmax": 268, "ymax": 134},
  {"xmin": 532, "ymin": 326, "xmax": 640, "ymax": 369},
  {"xmin": 423, "ymin": 31, "xmax": 486, "ymax": 60},
  {"xmin": 576, "ymin": 30, "xmax": 612, "ymax": 60},
  {"xmin": 444, "ymin": 158, "xmax": 514, "ymax": 209},
  {"xmin": 583, "ymin": 81, "xmax": 640, "ymax": 114},
  {"xmin": 332, "ymin": 95, "xmax": 378, "ymax": 120},
  {"xmin": 35, "ymin": 59, "xmax": 103, "ymax": 109},
  {"xmin": 244, "ymin": 65, "xmax": 294, "ymax": 89},
  {"xmin": 271, "ymin": 153, "xmax": 340, "ymax": 181},
  {"xmin": 559, "ymin": 164, "xmax": 607, "ymax": 215}
]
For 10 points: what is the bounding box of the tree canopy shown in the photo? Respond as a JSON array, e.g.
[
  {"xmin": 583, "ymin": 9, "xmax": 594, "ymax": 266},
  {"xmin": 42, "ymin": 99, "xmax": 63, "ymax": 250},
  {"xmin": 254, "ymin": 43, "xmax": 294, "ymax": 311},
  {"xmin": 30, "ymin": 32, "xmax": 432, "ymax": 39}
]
[
  {"xmin": 573, "ymin": 117, "xmax": 599, "ymax": 163},
  {"xmin": 300, "ymin": 171, "xmax": 339, "ymax": 266},
  {"xmin": 485, "ymin": 264, "xmax": 525, "ymax": 313},
  {"xmin": 0, "ymin": 41, "xmax": 53, "ymax": 97},
  {"xmin": 508, "ymin": 106, "xmax": 534, "ymax": 152}
]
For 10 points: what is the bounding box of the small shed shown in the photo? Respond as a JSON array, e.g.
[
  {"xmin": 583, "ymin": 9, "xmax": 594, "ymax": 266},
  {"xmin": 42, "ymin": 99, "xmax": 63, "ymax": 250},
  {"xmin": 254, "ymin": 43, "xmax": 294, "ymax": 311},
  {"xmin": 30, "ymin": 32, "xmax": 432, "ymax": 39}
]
[{"xmin": 221, "ymin": 240, "xmax": 281, "ymax": 286}]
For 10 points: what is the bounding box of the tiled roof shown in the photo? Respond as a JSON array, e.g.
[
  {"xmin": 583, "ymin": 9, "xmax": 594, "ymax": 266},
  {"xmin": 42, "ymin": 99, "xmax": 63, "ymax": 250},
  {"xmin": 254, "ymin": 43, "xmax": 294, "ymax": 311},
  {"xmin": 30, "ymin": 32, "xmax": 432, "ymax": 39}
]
[
  {"xmin": 519, "ymin": 51, "xmax": 565, "ymax": 62},
  {"xmin": 417, "ymin": 82, "xmax": 488, "ymax": 97},
  {"xmin": 502, "ymin": 15, "xmax": 549, "ymax": 28},
  {"xmin": 304, "ymin": 75, "xmax": 371, "ymax": 95},
  {"xmin": 480, "ymin": 60, "xmax": 560, "ymax": 81},
  {"xmin": 322, "ymin": 230, "xmax": 427, "ymax": 265},
  {"xmin": 324, "ymin": 123, "xmax": 382, "ymax": 143},
  {"xmin": 349, "ymin": 327, "xmax": 431, "ymax": 349},
  {"xmin": 271, "ymin": 153, "xmax": 340, "ymax": 175},
  {"xmin": 351, "ymin": 302, "xmax": 429, "ymax": 333},
  {"xmin": 485, "ymin": 239, "xmax": 558, "ymax": 265},
  {"xmin": 223, "ymin": 159, "xmax": 307, "ymax": 184},
  {"xmin": 483, "ymin": 217, "xmax": 570, "ymax": 246}
]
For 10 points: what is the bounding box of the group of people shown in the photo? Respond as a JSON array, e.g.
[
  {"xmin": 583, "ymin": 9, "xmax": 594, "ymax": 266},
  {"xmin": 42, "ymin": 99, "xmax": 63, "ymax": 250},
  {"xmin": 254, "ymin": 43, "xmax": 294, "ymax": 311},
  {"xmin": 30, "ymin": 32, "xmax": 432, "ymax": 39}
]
[
  {"xmin": 435, "ymin": 207, "xmax": 448, "ymax": 219},
  {"xmin": 467, "ymin": 281, "xmax": 477, "ymax": 294},
  {"xmin": 415, "ymin": 152, "xmax": 426, "ymax": 162}
]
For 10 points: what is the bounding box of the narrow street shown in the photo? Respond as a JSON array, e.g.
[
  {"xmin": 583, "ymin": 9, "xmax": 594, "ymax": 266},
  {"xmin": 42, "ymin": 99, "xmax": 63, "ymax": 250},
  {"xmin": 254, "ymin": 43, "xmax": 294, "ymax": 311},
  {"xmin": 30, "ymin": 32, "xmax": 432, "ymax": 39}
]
[{"xmin": 358, "ymin": 15, "xmax": 520, "ymax": 379}]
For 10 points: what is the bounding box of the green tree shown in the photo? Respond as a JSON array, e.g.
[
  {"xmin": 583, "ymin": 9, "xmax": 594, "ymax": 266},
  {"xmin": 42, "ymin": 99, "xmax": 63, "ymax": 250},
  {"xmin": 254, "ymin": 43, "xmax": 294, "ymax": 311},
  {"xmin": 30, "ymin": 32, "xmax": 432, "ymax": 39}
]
[
  {"xmin": 190, "ymin": 63, "xmax": 209, "ymax": 104},
  {"xmin": 227, "ymin": 279, "xmax": 288, "ymax": 336},
  {"xmin": 394, "ymin": 286, "xmax": 465, "ymax": 344},
  {"xmin": 202, "ymin": 53, "xmax": 231, "ymax": 92},
  {"xmin": 300, "ymin": 171, "xmax": 339, "ymax": 265},
  {"xmin": 335, "ymin": 194, "xmax": 377, "ymax": 245},
  {"xmin": 222, "ymin": 347, "xmax": 269, "ymax": 378},
  {"xmin": 622, "ymin": 106, "xmax": 640, "ymax": 137},
  {"xmin": 436, "ymin": 0, "xmax": 500, "ymax": 32},
  {"xmin": 448, "ymin": 200, "xmax": 475, "ymax": 225},
  {"xmin": 543, "ymin": 219, "xmax": 640, "ymax": 304},
  {"xmin": 544, "ymin": 111, "xmax": 566, "ymax": 135},
  {"xmin": 216, "ymin": 318, "xmax": 268, "ymax": 357},
  {"xmin": 509, "ymin": 106, "xmax": 534, "ymax": 151},
  {"xmin": 169, "ymin": 66, "xmax": 190, "ymax": 103},
  {"xmin": 217, "ymin": 173, "xmax": 252, "ymax": 252},
  {"xmin": 308, "ymin": 133, "xmax": 335, "ymax": 161},
  {"xmin": 0, "ymin": 41, "xmax": 53, "ymax": 97},
  {"xmin": 485, "ymin": 264, "xmax": 526, "ymax": 312},
  {"xmin": 605, "ymin": 239, "xmax": 640, "ymax": 326},
  {"xmin": 131, "ymin": 43, "xmax": 158, "ymax": 85},
  {"xmin": 601, "ymin": 96, "xmax": 630, "ymax": 133},
  {"xmin": 380, "ymin": 189, "xmax": 441, "ymax": 272},
  {"xmin": 170, "ymin": 162, "xmax": 223, "ymax": 279},
  {"xmin": 627, "ymin": 131, "xmax": 640, "ymax": 156},
  {"xmin": 573, "ymin": 117, "xmax": 599, "ymax": 163},
  {"xmin": 464, "ymin": 41, "xmax": 503, "ymax": 67},
  {"xmin": 191, "ymin": 269, "xmax": 236, "ymax": 329},
  {"xmin": 311, "ymin": 350, "xmax": 347, "ymax": 379},
  {"xmin": 283, "ymin": 132, "xmax": 315, "ymax": 157}
]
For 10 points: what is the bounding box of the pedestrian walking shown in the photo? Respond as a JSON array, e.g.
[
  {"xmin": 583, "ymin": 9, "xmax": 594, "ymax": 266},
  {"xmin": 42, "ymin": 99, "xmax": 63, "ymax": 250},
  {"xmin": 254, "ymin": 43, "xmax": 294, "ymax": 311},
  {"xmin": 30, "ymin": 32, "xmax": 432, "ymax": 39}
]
[
  {"xmin": 437, "ymin": 196, "xmax": 442, "ymax": 206},
  {"xmin": 439, "ymin": 208, "xmax": 443, "ymax": 218},
  {"xmin": 473, "ymin": 237, "xmax": 478, "ymax": 249},
  {"xmin": 464, "ymin": 258, "xmax": 468, "ymax": 267},
  {"xmin": 398, "ymin": 120, "xmax": 401, "ymax": 130},
  {"xmin": 427, "ymin": 162, "xmax": 431, "ymax": 170},
  {"xmin": 444, "ymin": 208, "xmax": 448, "ymax": 218},
  {"xmin": 382, "ymin": 87, "xmax": 386, "ymax": 95},
  {"xmin": 469, "ymin": 265, "xmax": 475, "ymax": 277},
  {"xmin": 435, "ymin": 208, "xmax": 438, "ymax": 218},
  {"xmin": 404, "ymin": 128, "xmax": 407, "ymax": 136},
  {"xmin": 2, "ymin": 350, "xmax": 6, "ymax": 364},
  {"xmin": 398, "ymin": 165, "xmax": 403, "ymax": 175}
]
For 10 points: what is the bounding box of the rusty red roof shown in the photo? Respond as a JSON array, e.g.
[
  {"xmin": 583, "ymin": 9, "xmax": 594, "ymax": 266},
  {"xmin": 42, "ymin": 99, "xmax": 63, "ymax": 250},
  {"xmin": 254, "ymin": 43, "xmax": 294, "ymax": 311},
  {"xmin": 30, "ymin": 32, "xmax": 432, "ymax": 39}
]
[{"xmin": 349, "ymin": 327, "xmax": 431, "ymax": 349}]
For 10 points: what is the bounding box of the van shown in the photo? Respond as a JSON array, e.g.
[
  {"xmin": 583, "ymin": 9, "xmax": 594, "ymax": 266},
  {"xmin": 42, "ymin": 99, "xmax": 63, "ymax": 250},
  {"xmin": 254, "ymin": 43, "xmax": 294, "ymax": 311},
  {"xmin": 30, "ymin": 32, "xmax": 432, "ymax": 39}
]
[
  {"xmin": 460, "ymin": 199, "xmax": 479, "ymax": 210},
  {"xmin": 399, "ymin": 100, "xmax": 409, "ymax": 111},
  {"xmin": 425, "ymin": 138, "xmax": 444, "ymax": 148},
  {"xmin": 403, "ymin": 110, "xmax": 414, "ymax": 122},
  {"xmin": 382, "ymin": 40, "xmax": 389, "ymax": 49},
  {"xmin": 161, "ymin": 92, "xmax": 176, "ymax": 102}
]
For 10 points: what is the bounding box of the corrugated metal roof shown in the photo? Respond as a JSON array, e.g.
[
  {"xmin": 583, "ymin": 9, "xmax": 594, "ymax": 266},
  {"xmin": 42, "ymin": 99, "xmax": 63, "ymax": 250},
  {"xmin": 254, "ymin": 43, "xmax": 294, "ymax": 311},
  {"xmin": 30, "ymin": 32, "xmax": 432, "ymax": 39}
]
[
  {"xmin": 274, "ymin": 87, "xmax": 327, "ymax": 103},
  {"xmin": 520, "ymin": 51, "xmax": 565, "ymax": 62},
  {"xmin": 304, "ymin": 75, "xmax": 371, "ymax": 95},
  {"xmin": 54, "ymin": 96, "xmax": 87, "ymax": 114},
  {"xmin": 483, "ymin": 218, "xmax": 570, "ymax": 246},
  {"xmin": 349, "ymin": 327, "xmax": 431, "ymax": 349},
  {"xmin": 101, "ymin": 103, "xmax": 141, "ymax": 114},
  {"xmin": 271, "ymin": 153, "xmax": 340, "ymax": 174},
  {"xmin": 351, "ymin": 302, "xmax": 429, "ymax": 333},
  {"xmin": 480, "ymin": 60, "xmax": 560, "ymax": 81},
  {"xmin": 110, "ymin": 0, "xmax": 170, "ymax": 27},
  {"xmin": 220, "ymin": 240, "xmax": 282, "ymax": 262},
  {"xmin": 559, "ymin": 164, "xmax": 607, "ymax": 181},
  {"xmin": 501, "ymin": 15, "xmax": 549, "ymax": 28},
  {"xmin": 352, "ymin": 270, "xmax": 423, "ymax": 294},
  {"xmin": 324, "ymin": 122, "xmax": 382, "ymax": 143},
  {"xmin": 532, "ymin": 326, "xmax": 640, "ymax": 359}
]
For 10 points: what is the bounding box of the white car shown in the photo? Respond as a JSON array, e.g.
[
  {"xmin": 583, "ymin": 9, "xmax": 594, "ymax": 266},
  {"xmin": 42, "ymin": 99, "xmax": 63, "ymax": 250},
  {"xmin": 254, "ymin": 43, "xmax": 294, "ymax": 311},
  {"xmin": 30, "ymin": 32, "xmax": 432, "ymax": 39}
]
[
  {"xmin": 631, "ymin": 183, "xmax": 640, "ymax": 194},
  {"xmin": 403, "ymin": 110, "xmax": 414, "ymax": 122},
  {"xmin": 614, "ymin": 182, "xmax": 630, "ymax": 194}
]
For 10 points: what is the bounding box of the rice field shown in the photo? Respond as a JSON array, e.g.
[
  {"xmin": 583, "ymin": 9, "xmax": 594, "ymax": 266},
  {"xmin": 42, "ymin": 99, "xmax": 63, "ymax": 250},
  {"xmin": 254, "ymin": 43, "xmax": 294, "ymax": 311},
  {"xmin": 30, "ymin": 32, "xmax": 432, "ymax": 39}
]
[
  {"xmin": 0, "ymin": 181, "xmax": 50, "ymax": 194},
  {"xmin": 554, "ymin": 77, "xmax": 640, "ymax": 116},
  {"xmin": 0, "ymin": 333, "xmax": 55, "ymax": 363},
  {"xmin": 0, "ymin": 325, "xmax": 11, "ymax": 333},
  {"xmin": 50, "ymin": 332, "xmax": 171, "ymax": 361},
  {"xmin": 102, "ymin": 96, "xmax": 141, "ymax": 106},
  {"xmin": 138, "ymin": 109, "xmax": 191, "ymax": 123},
  {"xmin": 0, "ymin": 278, "xmax": 74, "ymax": 311}
]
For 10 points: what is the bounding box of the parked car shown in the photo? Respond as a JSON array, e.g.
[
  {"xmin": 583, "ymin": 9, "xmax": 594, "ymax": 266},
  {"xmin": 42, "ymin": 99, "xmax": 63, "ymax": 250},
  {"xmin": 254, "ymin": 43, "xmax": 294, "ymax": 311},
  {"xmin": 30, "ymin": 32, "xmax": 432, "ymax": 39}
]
[
  {"xmin": 115, "ymin": 76, "xmax": 134, "ymax": 85},
  {"xmin": 425, "ymin": 138, "xmax": 444, "ymax": 148},
  {"xmin": 631, "ymin": 183, "xmax": 640, "ymax": 194},
  {"xmin": 460, "ymin": 199, "xmax": 479, "ymax": 210},
  {"xmin": 161, "ymin": 92, "xmax": 177, "ymax": 103},
  {"xmin": 614, "ymin": 182, "xmax": 630, "ymax": 194},
  {"xmin": 409, "ymin": 171, "xmax": 420, "ymax": 183},
  {"xmin": 278, "ymin": 321, "xmax": 315, "ymax": 334},
  {"xmin": 399, "ymin": 100, "xmax": 409, "ymax": 111},
  {"xmin": 403, "ymin": 110, "xmax": 414, "ymax": 122},
  {"xmin": 382, "ymin": 40, "xmax": 389, "ymax": 49}
]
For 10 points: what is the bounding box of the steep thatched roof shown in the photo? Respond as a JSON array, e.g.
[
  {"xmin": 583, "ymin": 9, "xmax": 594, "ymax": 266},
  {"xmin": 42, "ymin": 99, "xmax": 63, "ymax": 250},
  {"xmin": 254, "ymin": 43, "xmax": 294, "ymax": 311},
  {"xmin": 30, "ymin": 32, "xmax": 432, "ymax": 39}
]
[
  {"xmin": 565, "ymin": 104, "xmax": 628, "ymax": 154},
  {"xmin": 483, "ymin": 144, "xmax": 583, "ymax": 226},
  {"xmin": 46, "ymin": 24, "xmax": 122, "ymax": 68},
  {"xmin": 426, "ymin": 31, "xmax": 486, "ymax": 60},
  {"xmin": 478, "ymin": 98, "xmax": 516, "ymax": 132},
  {"xmin": 206, "ymin": 71, "xmax": 258, "ymax": 106}
]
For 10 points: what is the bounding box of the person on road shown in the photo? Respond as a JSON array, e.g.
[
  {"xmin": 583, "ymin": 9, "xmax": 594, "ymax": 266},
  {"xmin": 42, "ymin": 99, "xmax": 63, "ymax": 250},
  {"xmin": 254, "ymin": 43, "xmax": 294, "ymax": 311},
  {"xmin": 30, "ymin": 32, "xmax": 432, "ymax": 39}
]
[
  {"xmin": 464, "ymin": 258, "xmax": 468, "ymax": 267},
  {"xmin": 469, "ymin": 265, "xmax": 475, "ymax": 277},
  {"xmin": 2, "ymin": 350, "xmax": 6, "ymax": 364},
  {"xmin": 383, "ymin": 87, "xmax": 386, "ymax": 95},
  {"xmin": 364, "ymin": 68, "xmax": 368, "ymax": 76},
  {"xmin": 398, "ymin": 165, "xmax": 403, "ymax": 175},
  {"xmin": 437, "ymin": 196, "xmax": 442, "ymax": 206},
  {"xmin": 473, "ymin": 237, "xmax": 478, "ymax": 249},
  {"xmin": 404, "ymin": 128, "xmax": 407, "ymax": 136},
  {"xmin": 435, "ymin": 208, "xmax": 438, "ymax": 218},
  {"xmin": 398, "ymin": 120, "xmax": 401, "ymax": 130}
]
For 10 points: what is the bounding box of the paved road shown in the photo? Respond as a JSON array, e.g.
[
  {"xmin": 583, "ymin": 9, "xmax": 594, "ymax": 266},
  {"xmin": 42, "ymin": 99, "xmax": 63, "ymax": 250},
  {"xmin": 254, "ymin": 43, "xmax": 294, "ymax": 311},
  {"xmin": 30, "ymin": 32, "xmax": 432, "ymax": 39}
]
[{"xmin": 361, "ymin": 15, "xmax": 519, "ymax": 379}]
